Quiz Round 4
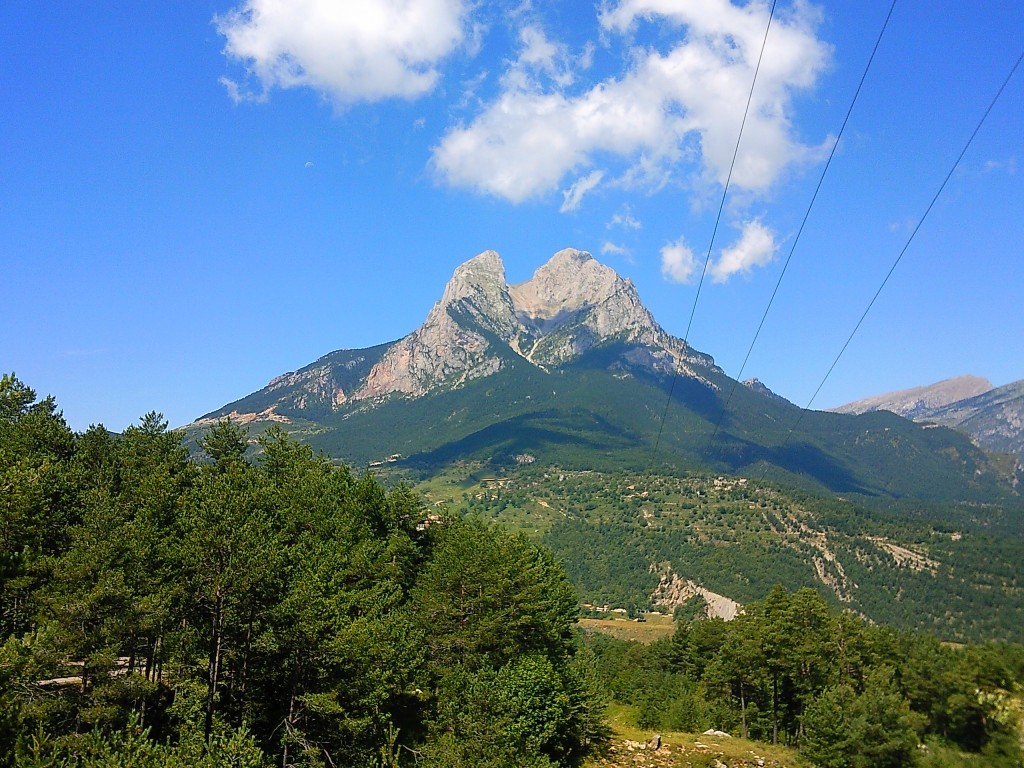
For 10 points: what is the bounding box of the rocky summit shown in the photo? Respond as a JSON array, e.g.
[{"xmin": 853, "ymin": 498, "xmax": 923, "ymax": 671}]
[
  {"xmin": 831, "ymin": 375, "xmax": 995, "ymax": 420},
  {"xmin": 199, "ymin": 248, "xmax": 718, "ymax": 423}
]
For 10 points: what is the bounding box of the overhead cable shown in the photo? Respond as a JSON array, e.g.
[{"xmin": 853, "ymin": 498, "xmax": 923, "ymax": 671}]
[
  {"xmin": 650, "ymin": 0, "xmax": 779, "ymax": 467},
  {"xmin": 701, "ymin": 0, "xmax": 899, "ymax": 466},
  {"xmin": 758, "ymin": 48, "xmax": 1024, "ymax": 485}
]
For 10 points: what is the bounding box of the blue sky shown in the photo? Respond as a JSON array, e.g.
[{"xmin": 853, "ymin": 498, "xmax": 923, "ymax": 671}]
[{"xmin": 2, "ymin": 0, "xmax": 1021, "ymax": 432}]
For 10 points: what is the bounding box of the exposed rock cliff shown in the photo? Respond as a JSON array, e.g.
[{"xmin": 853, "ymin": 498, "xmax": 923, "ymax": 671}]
[{"xmin": 356, "ymin": 250, "xmax": 514, "ymax": 400}]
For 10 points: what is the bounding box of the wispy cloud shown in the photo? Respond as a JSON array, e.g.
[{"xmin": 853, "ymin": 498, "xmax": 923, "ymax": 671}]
[
  {"xmin": 983, "ymin": 156, "xmax": 1017, "ymax": 175},
  {"xmin": 560, "ymin": 170, "xmax": 604, "ymax": 212},
  {"xmin": 608, "ymin": 206, "xmax": 641, "ymax": 230},
  {"xmin": 888, "ymin": 218, "xmax": 916, "ymax": 235},
  {"xmin": 601, "ymin": 241, "xmax": 632, "ymax": 259},
  {"xmin": 216, "ymin": 0, "xmax": 470, "ymax": 104}
]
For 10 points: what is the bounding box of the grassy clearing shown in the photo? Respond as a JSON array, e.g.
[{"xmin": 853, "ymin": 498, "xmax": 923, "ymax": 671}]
[
  {"xmin": 587, "ymin": 704, "xmax": 809, "ymax": 768},
  {"xmin": 579, "ymin": 612, "xmax": 677, "ymax": 644}
]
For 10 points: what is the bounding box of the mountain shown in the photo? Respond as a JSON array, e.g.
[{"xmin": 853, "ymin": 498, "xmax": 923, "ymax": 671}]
[
  {"xmin": 925, "ymin": 380, "xmax": 1024, "ymax": 456},
  {"xmin": 199, "ymin": 248, "xmax": 715, "ymax": 420},
  {"xmin": 194, "ymin": 249, "xmax": 1022, "ymax": 505},
  {"xmin": 834, "ymin": 376, "xmax": 1024, "ymax": 458},
  {"xmin": 831, "ymin": 375, "xmax": 993, "ymax": 420}
]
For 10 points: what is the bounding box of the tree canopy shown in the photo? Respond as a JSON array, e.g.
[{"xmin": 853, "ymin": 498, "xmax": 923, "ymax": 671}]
[{"xmin": 0, "ymin": 376, "xmax": 605, "ymax": 767}]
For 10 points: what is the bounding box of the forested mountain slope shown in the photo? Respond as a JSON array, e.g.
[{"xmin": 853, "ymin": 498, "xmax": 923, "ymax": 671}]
[
  {"xmin": 416, "ymin": 465, "xmax": 1024, "ymax": 642},
  {"xmin": 191, "ymin": 249, "xmax": 1023, "ymax": 507}
]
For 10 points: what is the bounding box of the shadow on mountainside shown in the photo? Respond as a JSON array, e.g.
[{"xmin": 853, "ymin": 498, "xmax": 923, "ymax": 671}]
[{"xmin": 404, "ymin": 408, "xmax": 644, "ymax": 469}]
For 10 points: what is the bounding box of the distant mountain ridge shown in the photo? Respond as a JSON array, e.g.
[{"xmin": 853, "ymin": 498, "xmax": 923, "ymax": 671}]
[
  {"xmin": 831, "ymin": 376, "xmax": 994, "ymax": 420},
  {"xmin": 833, "ymin": 376, "xmax": 1024, "ymax": 458},
  {"xmin": 194, "ymin": 249, "xmax": 1021, "ymax": 505}
]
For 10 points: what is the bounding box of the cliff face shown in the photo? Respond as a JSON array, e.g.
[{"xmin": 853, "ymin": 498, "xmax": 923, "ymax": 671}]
[
  {"xmin": 355, "ymin": 249, "xmax": 517, "ymax": 400},
  {"xmin": 353, "ymin": 248, "xmax": 718, "ymax": 401},
  {"xmin": 201, "ymin": 248, "xmax": 721, "ymax": 423}
]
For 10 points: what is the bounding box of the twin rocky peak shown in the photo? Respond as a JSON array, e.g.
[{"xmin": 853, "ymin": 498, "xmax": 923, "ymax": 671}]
[{"xmin": 206, "ymin": 248, "xmax": 720, "ymax": 423}]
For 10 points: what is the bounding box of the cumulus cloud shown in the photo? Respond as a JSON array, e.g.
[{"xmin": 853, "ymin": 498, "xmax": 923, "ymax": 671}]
[
  {"xmin": 661, "ymin": 238, "xmax": 698, "ymax": 283},
  {"xmin": 216, "ymin": 0, "xmax": 470, "ymax": 104},
  {"xmin": 560, "ymin": 170, "xmax": 604, "ymax": 212},
  {"xmin": 433, "ymin": 0, "xmax": 830, "ymax": 203},
  {"xmin": 710, "ymin": 220, "xmax": 778, "ymax": 282}
]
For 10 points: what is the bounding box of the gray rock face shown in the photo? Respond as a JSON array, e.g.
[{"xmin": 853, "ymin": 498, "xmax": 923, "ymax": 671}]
[
  {"xmin": 354, "ymin": 248, "xmax": 718, "ymax": 401},
  {"xmin": 742, "ymin": 378, "xmax": 790, "ymax": 404},
  {"xmin": 926, "ymin": 380, "xmax": 1024, "ymax": 458},
  {"xmin": 356, "ymin": 250, "xmax": 514, "ymax": 400}
]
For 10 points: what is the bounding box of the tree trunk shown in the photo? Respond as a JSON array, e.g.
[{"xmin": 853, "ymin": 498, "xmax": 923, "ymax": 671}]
[
  {"xmin": 772, "ymin": 674, "xmax": 779, "ymax": 745},
  {"xmin": 205, "ymin": 596, "xmax": 224, "ymax": 745},
  {"xmin": 740, "ymin": 683, "xmax": 748, "ymax": 740},
  {"xmin": 283, "ymin": 677, "xmax": 298, "ymax": 768}
]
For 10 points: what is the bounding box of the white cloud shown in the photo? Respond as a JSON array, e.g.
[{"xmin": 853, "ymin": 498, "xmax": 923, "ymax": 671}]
[
  {"xmin": 216, "ymin": 0, "xmax": 470, "ymax": 104},
  {"xmin": 608, "ymin": 206, "xmax": 642, "ymax": 230},
  {"xmin": 560, "ymin": 170, "xmax": 604, "ymax": 212},
  {"xmin": 509, "ymin": 0, "xmax": 533, "ymax": 17},
  {"xmin": 219, "ymin": 76, "xmax": 245, "ymax": 104},
  {"xmin": 433, "ymin": 0, "xmax": 830, "ymax": 202},
  {"xmin": 519, "ymin": 26, "xmax": 558, "ymax": 69},
  {"xmin": 710, "ymin": 220, "xmax": 778, "ymax": 282},
  {"xmin": 601, "ymin": 241, "xmax": 632, "ymax": 258},
  {"xmin": 579, "ymin": 41, "xmax": 596, "ymax": 71},
  {"xmin": 501, "ymin": 25, "xmax": 576, "ymax": 91},
  {"xmin": 660, "ymin": 238, "xmax": 698, "ymax": 283}
]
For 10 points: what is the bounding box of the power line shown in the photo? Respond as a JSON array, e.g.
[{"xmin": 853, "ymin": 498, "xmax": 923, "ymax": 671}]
[
  {"xmin": 757, "ymin": 48, "xmax": 1024, "ymax": 486},
  {"xmin": 650, "ymin": 0, "xmax": 779, "ymax": 468},
  {"xmin": 700, "ymin": 0, "xmax": 899, "ymax": 466}
]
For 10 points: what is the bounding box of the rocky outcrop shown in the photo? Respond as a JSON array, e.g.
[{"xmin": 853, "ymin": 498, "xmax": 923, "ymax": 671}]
[
  {"xmin": 265, "ymin": 365, "xmax": 354, "ymax": 409},
  {"xmin": 925, "ymin": 380, "xmax": 1024, "ymax": 457},
  {"xmin": 352, "ymin": 247, "xmax": 718, "ymax": 402},
  {"xmin": 742, "ymin": 378, "xmax": 790, "ymax": 404},
  {"xmin": 650, "ymin": 564, "xmax": 741, "ymax": 620}
]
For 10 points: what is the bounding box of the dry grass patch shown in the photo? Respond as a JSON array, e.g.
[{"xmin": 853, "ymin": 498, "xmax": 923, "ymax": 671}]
[
  {"xmin": 579, "ymin": 613, "xmax": 677, "ymax": 644},
  {"xmin": 587, "ymin": 704, "xmax": 809, "ymax": 768}
]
